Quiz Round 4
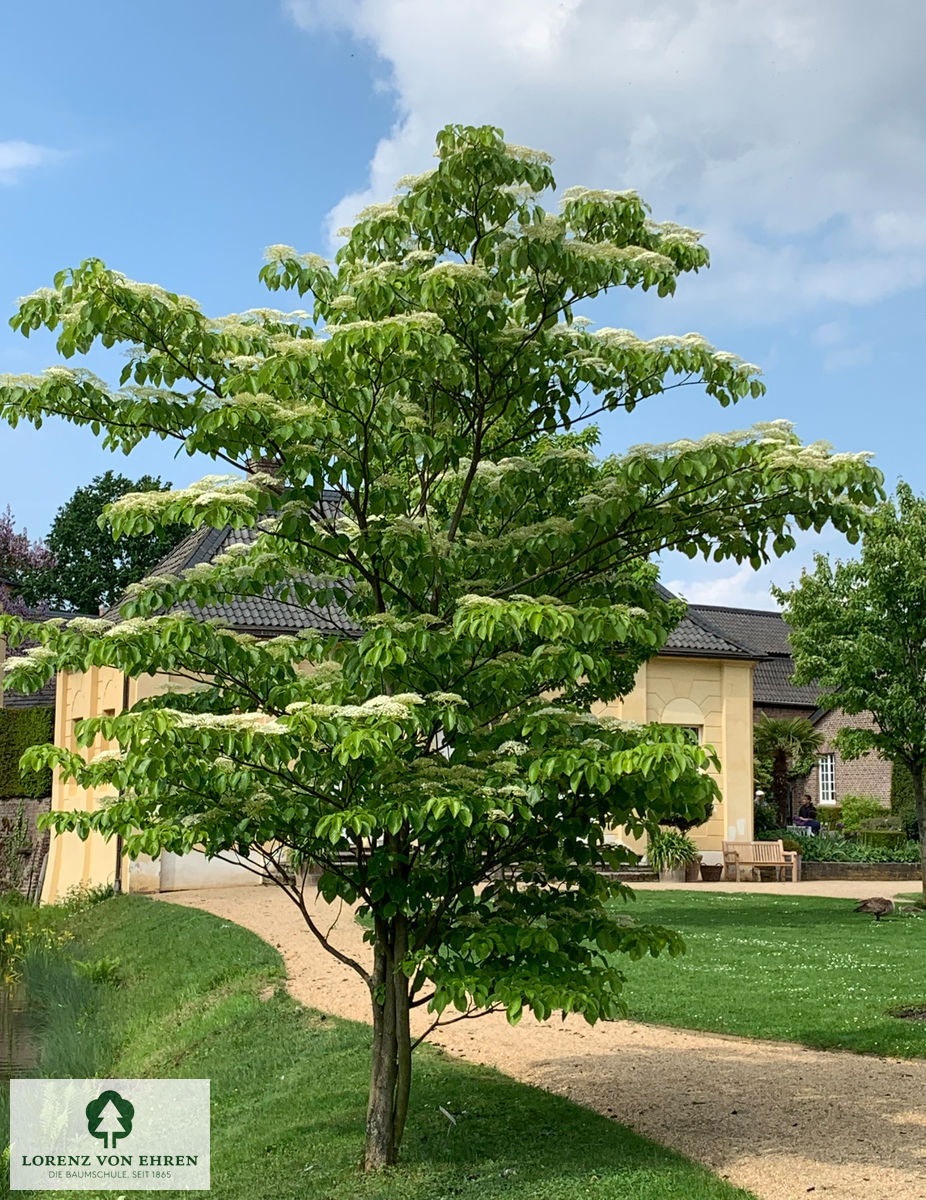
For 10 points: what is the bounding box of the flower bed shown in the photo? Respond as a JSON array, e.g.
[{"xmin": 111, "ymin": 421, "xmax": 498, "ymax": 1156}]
[{"xmin": 759, "ymin": 829, "xmax": 920, "ymax": 863}]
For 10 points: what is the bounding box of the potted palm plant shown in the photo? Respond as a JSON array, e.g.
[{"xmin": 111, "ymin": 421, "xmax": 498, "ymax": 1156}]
[{"xmin": 646, "ymin": 828, "xmax": 701, "ymax": 883}]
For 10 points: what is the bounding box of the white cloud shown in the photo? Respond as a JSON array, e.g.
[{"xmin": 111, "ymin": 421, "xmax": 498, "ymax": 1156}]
[
  {"xmin": 661, "ymin": 526, "xmax": 860, "ymax": 610},
  {"xmin": 285, "ymin": 0, "xmax": 926, "ymax": 323},
  {"xmin": 822, "ymin": 342, "xmax": 871, "ymax": 373},
  {"xmin": 664, "ymin": 564, "xmax": 781, "ymax": 610},
  {"xmin": 0, "ymin": 140, "xmax": 59, "ymax": 186},
  {"xmin": 812, "ymin": 321, "xmax": 845, "ymax": 348},
  {"xmin": 810, "ymin": 320, "xmax": 871, "ymax": 372}
]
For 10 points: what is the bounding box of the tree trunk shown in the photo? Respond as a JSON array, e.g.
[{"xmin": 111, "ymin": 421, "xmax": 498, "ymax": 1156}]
[
  {"xmin": 912, "ymin": 766, "xmax": 926, "ymax": 904},
  {"xmin": 364, "ymin": 916, "xmax": 412, "ymax": 1170},
  {"xmin": 773, "ymin": 750, "xmax": 790, "ymax": 827}
]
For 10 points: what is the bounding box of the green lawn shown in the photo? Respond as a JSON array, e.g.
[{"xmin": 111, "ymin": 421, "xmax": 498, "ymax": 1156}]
[
  {"xmin": 5, "ymin": 896, "xmax": 755, "ymax": 1200},
  {"xmin": 614, "ymin": 890, "xmax": 926, "ymax": 1057}
]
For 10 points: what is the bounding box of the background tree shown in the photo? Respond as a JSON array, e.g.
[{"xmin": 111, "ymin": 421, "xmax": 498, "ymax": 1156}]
[
  {"xmin": 753, "ymin": 715, "xmax": 823, "ymax": 826},
  {"xmin": 0, "ymin": 507, "xmax": 54, "ymax": 616},
  {"xmin": 0, "ymin": 125, "xmax": 883, "ymax": 1168},
  {"xmin": 776, "ymin": 483, "xmax": 926, "ymax": 899},
  {"xmin": 18, "ymin": 471, "xmax": 186, "ymax": 612}
]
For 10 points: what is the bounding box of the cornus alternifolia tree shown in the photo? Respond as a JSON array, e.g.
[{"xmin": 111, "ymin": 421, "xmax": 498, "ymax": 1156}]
[{"xmin": 0, "ymin": 126, "xmax": 883, "ymax": 1168}]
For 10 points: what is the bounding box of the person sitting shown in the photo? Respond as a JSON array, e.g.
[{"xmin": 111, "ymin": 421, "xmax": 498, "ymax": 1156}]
[{"xmin": 794, "ymin": 795, "xmax": 821, "ymax": 835}]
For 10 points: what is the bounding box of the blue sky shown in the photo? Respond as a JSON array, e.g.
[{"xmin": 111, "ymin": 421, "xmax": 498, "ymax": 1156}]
[{"xmin": 1, "ymin": 1, "xmax": 922, "ymax": 608}]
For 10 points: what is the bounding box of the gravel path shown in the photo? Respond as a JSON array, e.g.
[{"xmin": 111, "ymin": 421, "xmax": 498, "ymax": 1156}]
[{"xmin": 159, "ymin": 881, "xmax": 926, "ymax": 1200}]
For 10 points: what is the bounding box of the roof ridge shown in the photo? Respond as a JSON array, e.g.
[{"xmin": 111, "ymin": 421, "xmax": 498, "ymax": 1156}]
[{"xmin": 688, "ymin": 602, "xmax": 784, "ymax": 618}]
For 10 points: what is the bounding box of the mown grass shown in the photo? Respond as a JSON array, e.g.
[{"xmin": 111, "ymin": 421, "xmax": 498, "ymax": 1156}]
[
  {"xmin": 614, "ymin": 890, "xmax": 926, "ymax": 1057},
  {"xmin": 6, "ymin": 896, "xmax": 755, "ymax": 1200}
]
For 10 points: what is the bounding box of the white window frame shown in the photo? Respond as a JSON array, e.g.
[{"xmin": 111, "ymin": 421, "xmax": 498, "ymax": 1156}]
[{"xmin": 817, "ymin": 753, "xmax": 836, "ymax": 806}]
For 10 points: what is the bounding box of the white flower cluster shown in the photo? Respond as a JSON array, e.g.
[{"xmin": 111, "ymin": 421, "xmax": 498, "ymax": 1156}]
[
  {"xmin": 504, "ymin": 143, "xmax": 553, "ymax": 165},
  {"xmin": 354, "ymin": 202, "xmax": 400, "ymax": 222},
  {"xmin": 237, "ymin": 307, "xmax": 312, "ymax": 324},
  {"xmin": 113, "ymin": 276, "xmax": 200, "ymax": 311},
  {"xmin": 395, "ymin": 169, "xmax": 436, "ymax": 190},
  {"xmin": 90, "ymin": 748, "xmax": 125, "ymax": 764},
  {"xmin": 569, "ymin": 242, "xmax": 674, "ymax": 273},
  {"xmin": 329, "ymin": 312, "xmax": 444, "ymax": 336},
  {"xmin": 498, "ymin": 740, "xmax": 528, "ymax": 756},
  {"xmin": 598, "ymin": 716, "xmax": 642, "ymax": 733},
  {"xmin": 424, "ymin": 262, "xmax": 488, "ymax": 281},
  {"xmin": 170, "ymin": 711, "xmax": 289, "ymax": 735},
  {"xmin": 286, "ymin": 694, "xmax": 423, "ymax": 721},
  {"xmin": 4, "ymin": 645, "xmax": 55, "ymax": 674},
  {"xmin": 649, "ymin": 220, "xmax": 703, "ymax": 245},
  {"xmin": 66, "ymin": 617, "xmax": 115, "ymax": 635},
  {"xmin": 518, "ymin": 217, "xmax": 564, "ymax": 243},
  {"xmin": 456, "ymin": 594, "xmax": 505, "ymax": 609},
  {"xmin": 561, "ymin": 186, "xmax": 641, "ymax": 205},
  {"xmin": 403, "ymin": 249, "xmax": 438, "ymax": 266}
]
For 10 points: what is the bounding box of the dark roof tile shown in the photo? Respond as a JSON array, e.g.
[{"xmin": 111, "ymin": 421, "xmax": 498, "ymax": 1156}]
[
  {"xmin": 687, "ymin": 603, "xmax": 821, "ymax": 707},
  {"xmin": 105, "ymin": 492, "xmax": 355, "ymax": 638},
  {"xmin": 2, "ymin": 678, "xmax": 56, "ymax": 709},
  {"xmin": 662, "ymin": 615, "xmax": 756, "ymax": 659}
]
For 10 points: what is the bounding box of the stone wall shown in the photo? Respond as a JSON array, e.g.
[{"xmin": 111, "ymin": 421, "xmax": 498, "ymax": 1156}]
[
  {"xmin": 0, "ymin": 796, "xmax": 50, "ymax": 897},
  {"xmin": 801, "ymin": 861, "xmax": 920, "ymax": 881}
]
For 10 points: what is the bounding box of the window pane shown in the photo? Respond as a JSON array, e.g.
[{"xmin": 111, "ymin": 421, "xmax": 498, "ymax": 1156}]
[{"xmin": 817, "ymin": 753, "xmax": 836, "ymax": 805}]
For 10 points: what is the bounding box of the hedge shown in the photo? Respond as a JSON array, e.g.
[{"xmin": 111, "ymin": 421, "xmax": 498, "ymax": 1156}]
[
  {"xmin": 0, "ymin": 706, "xmax": 54, "ymax": 799},
  {"xmin": 891, "ymin": 761, "xmax": 919, "ymax": 838}
]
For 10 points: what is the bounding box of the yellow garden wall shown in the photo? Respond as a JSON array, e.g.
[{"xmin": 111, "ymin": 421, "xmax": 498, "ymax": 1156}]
[
  {"xmin": 43, "ymin": 666, "xmax": 256, "ymax": 903},
  {"xmin": 42, "ymin": 667, "xmax": 176, "ymax": 903}
]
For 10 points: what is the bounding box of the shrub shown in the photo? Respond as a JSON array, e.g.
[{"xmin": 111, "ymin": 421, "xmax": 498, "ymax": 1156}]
[
  {"xmin": 646, "ymin": 827, "xmax": 700, "ymax": 871},
  {"xmin": 0, "ymin": 706, "xmax": 53, "ymax": 799},
  {"xmin": 891, "ymin": 762, "xmax": 919, "ymax": 839},
  {"xmin": 754, "ymin": 797, "xmax": 779, "ymax": 833},
  {"xmin": 56, "ymin": 882, "xmax": 115, "ymax": 914},
  {"xmin": 840, "ymin": 793, "xmax": 885, "ymax": 831},
  {"xmin": 857, "ymin": 816, "xmax": 902, "ymax": 831},
  {"xmin": 756, "ymin": 828, "xmax": 920, "ymax": 862},
  {"xmin": 858, "ymin": 828, "xmax": 906, "ymax": 851}
]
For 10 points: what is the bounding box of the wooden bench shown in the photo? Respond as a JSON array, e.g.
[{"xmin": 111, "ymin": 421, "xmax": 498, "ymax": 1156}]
[{"xmin": 722, "ymin": 839, "xmax": 799, "ymax": 883}]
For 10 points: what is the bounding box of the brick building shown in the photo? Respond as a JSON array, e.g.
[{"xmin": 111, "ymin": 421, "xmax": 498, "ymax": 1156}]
[{"xmin": 687, "ymin": 603, "xmax": 892, "ymax": 814}]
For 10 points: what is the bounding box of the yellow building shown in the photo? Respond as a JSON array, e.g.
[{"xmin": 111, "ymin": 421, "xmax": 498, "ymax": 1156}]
[
  {"xmin": 599, "ymin": 605, "xmax": 758, "ymax": 864},
  {"xmin": 38, "ymin": 526, "xmax": 759, "ymax": 900}
]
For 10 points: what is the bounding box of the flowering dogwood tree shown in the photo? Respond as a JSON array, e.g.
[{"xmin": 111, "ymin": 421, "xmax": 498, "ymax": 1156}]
[{"xmin": 0, "ymin": 126, "xmax": 882, "ymax": 1167}]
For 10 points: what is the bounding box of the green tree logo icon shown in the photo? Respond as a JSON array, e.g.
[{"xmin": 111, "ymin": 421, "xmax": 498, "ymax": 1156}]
[{"xmin": 86, "ymin": 1090, "xmax": 135, "ymax": 1149}]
